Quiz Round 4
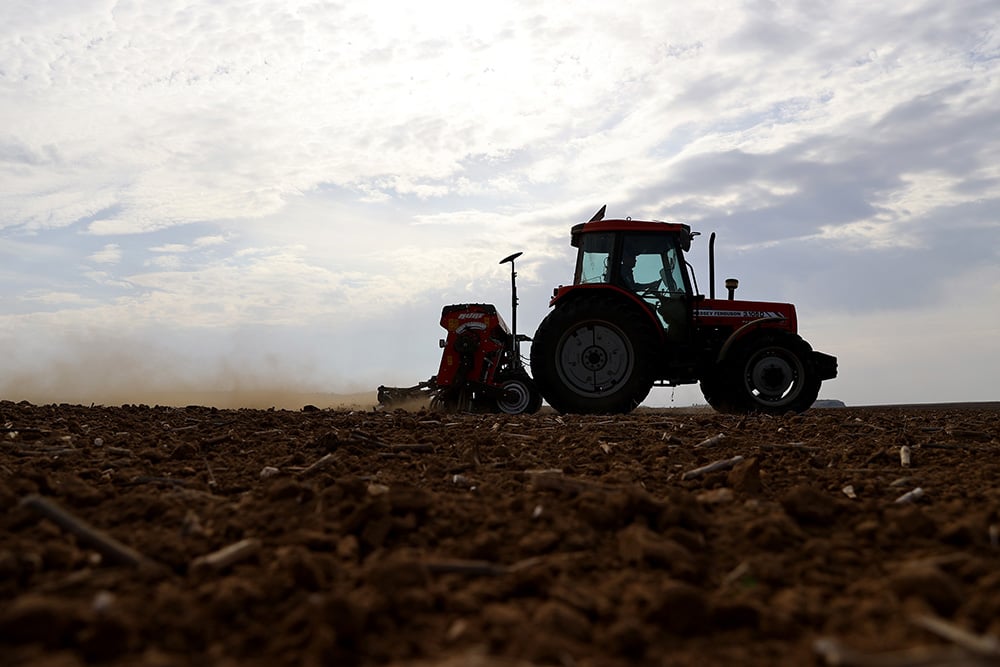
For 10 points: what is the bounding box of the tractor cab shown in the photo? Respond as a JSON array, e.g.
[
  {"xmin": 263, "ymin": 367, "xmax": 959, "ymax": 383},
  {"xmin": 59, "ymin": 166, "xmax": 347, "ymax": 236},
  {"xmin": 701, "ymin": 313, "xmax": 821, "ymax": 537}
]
[{"xmin": 567, "ymin": 217, "xmax": 696, "ymax": 341}]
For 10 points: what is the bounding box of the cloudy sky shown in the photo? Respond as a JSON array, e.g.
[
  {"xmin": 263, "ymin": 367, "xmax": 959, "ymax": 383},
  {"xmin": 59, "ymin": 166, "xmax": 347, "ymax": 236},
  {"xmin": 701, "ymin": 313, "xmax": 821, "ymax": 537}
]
[{"xmin": 1, "ymin": 0, "xmax": 998, "ymax": 409}]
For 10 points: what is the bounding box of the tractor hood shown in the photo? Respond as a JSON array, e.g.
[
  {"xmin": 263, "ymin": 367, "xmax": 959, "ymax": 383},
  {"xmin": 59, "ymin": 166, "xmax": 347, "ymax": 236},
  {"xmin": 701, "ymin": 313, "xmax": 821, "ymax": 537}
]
[{"xmin": 694, "ymin": 298, "xmax": 798, "ymax": 333}]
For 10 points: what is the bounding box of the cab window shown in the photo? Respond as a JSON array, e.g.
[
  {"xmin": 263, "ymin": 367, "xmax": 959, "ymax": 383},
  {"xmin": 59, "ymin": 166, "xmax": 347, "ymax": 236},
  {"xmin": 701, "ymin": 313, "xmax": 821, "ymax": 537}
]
[
  {"xmin": 617, "ymin": 234, "xmax": 687, "ymax": 296},
  {"xmin": 576, "ymin": 232, "xmax": 614, "ymax": 284},
  {"xmin": 617, "ymin": 233, "xmax": 690, "ymax": 334}
]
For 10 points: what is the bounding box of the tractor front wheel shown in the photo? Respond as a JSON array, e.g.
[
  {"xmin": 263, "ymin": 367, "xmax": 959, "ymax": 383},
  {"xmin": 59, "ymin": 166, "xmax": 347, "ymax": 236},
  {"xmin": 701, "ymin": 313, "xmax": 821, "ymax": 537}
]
[
  {"xmin": 530, "ymin": 296, "xmax": 658, "ymax": 414},
  {"xmin": 699, "ymin": 370, "xmax": 743, "ymax": 414},
  {"xmin": 727, "ymin": 332, "xmax": 821, "ymax": 414}
]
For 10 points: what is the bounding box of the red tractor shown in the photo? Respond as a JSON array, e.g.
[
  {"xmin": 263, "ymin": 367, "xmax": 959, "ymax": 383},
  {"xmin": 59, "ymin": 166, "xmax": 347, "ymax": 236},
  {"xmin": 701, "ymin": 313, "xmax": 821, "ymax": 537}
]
[{"xmin": 379, "ymin": 206, "xmax": 837, "ymax": 415}]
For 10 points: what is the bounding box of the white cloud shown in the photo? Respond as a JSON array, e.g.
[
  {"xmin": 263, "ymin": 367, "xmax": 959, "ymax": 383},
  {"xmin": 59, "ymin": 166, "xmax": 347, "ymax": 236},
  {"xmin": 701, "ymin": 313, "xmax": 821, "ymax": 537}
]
[
  {"xmin": 88, "ymin": 243, "xmax": 122, "ymax": 264},
  {"xmin": 194, "ymin": 234, "xmax": 226, "ymax": 247},
  {"xmin": 149, "ymin": 235, "xmax": 228, "ymax": 253},
  {"xmin": 17, "ymin": 290, "xmax": 95, "ymax": 306},
  {"xmin": 81, "ymin": 270, "xmax": 133, "ymax": 289},
  {"xmin": 149, "ymin": 243, "xmax": 191, "ymax": 253},
  {"xmin": 144, "ymin": 254, "xmax": 182, "ymax": 270}
]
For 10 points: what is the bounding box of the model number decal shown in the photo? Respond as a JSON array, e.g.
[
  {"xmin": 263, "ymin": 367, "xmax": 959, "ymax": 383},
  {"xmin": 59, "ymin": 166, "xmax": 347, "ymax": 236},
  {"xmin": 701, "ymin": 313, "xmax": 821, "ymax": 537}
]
[{"xmin": 696, "ymin": 309, "xmax": 783, "ymax": 319}]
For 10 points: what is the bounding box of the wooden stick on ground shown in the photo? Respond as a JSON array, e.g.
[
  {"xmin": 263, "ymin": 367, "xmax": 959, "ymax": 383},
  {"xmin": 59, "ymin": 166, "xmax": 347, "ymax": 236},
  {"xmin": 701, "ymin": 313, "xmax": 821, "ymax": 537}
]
[
  {"xmin": 297, "ymin": 452, "xmax": 337, "ymax": 478},
  {"xmin": 349, "ymin": 430, "xmax": 390, "ymax": 447},
  {"xmin": 814, "ymin": 617, "xmax": 1000, "ymax": 666},
  {"xmin": 900, "ymin": 446, "xmax": 912, "ymax": 468},
  {"xmin": 894, "ymin": 487, "xmax": 924, "ymax": 504},
  {"xmin": 190, "ymin": 538, "xmax": 262, "ymax": 574},
  {"xmin": 20, "ymin": 494, "xmax": 159, "ymax": 569},
  {"xmin": 681, "ymin": 455, "xmax": 745, "ymax": 480},
  {"xmin": 203, "ymin": 458, "xmax": 218, "ymax": 488},
  {"xmin": 694, "ymin": 433, "xmax": 725, "ymax": 449},
  {"xmin": 910, "ymin": 614, "xmax": 1000, "ymax": 657},
  {"xmin": 200, "ymin": 431, "xmax": 234, "ymax": 446}
]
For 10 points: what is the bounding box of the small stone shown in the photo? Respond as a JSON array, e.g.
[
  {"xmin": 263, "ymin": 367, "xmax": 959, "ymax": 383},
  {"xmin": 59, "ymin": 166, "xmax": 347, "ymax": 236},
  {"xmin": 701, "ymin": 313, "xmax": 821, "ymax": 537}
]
[
  {"xmin": 696, "ymin": 488, "xmax": 734, "ymax": 505},
  {"xmin": 445, "ymin": 618, "xmax": 467, "ymax": 642},
  {"xmin": 92, "ymin": 590, "xmax": 115, "ymax": 614}
]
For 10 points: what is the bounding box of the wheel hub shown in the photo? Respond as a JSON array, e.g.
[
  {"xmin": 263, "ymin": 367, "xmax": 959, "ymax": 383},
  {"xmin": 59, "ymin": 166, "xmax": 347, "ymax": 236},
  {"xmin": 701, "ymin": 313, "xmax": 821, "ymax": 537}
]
[
  {"xmin": 557, "ymin": 323, "xmax": 633, "ymax": 397},
  {"xmin": 748, "ymin": 353, "xmax": 796, "ymax": 400},
  {"xmin": 582, "ymin": 346, "xmax": 608, "ymax": 371}
]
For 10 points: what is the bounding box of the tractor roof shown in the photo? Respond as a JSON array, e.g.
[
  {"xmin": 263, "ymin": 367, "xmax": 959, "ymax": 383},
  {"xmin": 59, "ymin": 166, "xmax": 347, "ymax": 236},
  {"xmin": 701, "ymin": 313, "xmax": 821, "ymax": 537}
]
[{"xmin": 570, "ymin": 219, "xmax": 692, "ymax": 247}]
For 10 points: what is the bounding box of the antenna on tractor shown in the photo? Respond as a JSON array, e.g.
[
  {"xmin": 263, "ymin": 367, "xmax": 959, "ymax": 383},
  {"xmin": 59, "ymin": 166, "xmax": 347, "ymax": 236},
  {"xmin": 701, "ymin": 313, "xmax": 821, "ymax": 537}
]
[
  {"xmin": 589, "ymin": 204, "xmax": 606, "ymax": 222},
  {"xmin": 499, "ymin": 251, "xmax": 524, "ymax": 368}
]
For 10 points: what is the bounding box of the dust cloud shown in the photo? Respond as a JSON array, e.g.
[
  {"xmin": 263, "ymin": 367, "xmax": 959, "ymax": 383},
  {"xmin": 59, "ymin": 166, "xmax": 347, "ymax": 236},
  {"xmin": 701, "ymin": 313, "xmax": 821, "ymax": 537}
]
[{"xmin": 0, "ymin": 332, "xmax": 378, "ymax": 410}]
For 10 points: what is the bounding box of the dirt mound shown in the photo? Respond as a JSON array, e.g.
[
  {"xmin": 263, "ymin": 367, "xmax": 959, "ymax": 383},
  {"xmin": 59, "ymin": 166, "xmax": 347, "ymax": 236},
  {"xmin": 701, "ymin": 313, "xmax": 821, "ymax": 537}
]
[{"xmin": 2, "ymin": 401, "xmax": 999, "ymax": 665}]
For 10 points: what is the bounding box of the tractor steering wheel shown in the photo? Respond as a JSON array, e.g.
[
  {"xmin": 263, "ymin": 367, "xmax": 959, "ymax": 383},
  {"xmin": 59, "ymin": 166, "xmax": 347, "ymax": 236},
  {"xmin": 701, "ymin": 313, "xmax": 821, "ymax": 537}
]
[{"xmin": 636, "ymin": 282, "xmax": 662, "ymax": 298}]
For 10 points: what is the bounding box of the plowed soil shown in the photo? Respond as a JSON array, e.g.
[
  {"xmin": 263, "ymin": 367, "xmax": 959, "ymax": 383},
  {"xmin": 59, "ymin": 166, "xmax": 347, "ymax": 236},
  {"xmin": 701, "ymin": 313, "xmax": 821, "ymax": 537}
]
[{"xmin": 2, "ymin": 400, "xmax": 999, "ymax": 667}]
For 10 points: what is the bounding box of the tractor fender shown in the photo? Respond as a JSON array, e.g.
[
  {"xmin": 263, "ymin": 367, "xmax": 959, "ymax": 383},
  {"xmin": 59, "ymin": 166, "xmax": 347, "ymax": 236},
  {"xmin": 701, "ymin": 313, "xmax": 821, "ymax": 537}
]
[
  {"xmin": 548, "ymin": 284, "xmax": 664, "ymax": 342},
  {"xmin": 716, "ymin": 316, "xmax": 788, "ymax": 364}
]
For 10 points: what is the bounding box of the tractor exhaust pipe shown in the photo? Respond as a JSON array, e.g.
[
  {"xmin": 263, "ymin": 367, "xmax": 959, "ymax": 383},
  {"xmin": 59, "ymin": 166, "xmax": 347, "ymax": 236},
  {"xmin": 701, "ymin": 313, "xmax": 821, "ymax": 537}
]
[
  {"xmin": 500, "ymin": 251, "xmax": 524, "ymax": 369},
  {"xmin": 709, "ymin": 232, "xmax": 716, "ymax": 299}
]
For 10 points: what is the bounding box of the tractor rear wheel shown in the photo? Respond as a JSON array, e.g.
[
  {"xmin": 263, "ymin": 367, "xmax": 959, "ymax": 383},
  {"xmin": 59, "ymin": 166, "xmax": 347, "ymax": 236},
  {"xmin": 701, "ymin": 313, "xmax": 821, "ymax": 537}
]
[
  {"xmin": 530, "ymin": 296, "xmax": 658, "ymax": 414},
  {"xmin": 726, "ymin": 332, "xmax": 821, "ymax": 414}
]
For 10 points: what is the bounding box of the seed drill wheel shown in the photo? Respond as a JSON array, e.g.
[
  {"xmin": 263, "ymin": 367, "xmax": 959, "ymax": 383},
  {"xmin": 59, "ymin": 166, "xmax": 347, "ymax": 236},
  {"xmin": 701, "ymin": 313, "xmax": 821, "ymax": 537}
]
[
  {"xmin": 725, "ymin": 332, "xmax": 821, "ymax": 414},
  {"xmin": 496, "ymin": 374, "xmax": 542, "ymax": 415},
  {"xmin": 530, "ymin": 295, "xmax": 658, "ymax": 414}
]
